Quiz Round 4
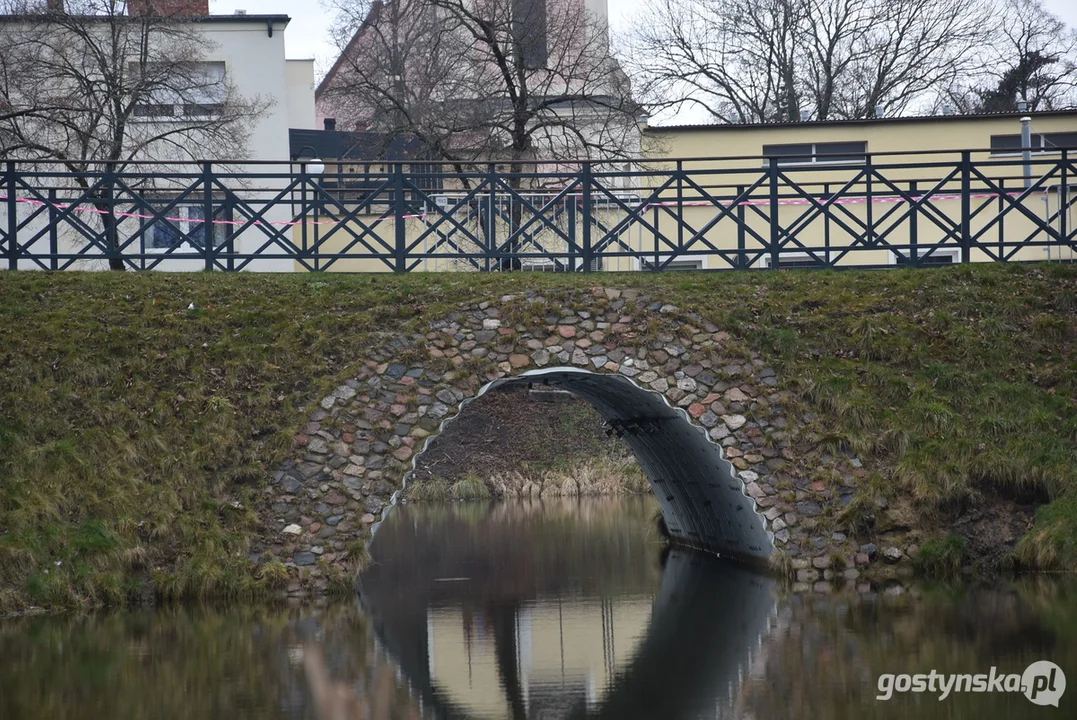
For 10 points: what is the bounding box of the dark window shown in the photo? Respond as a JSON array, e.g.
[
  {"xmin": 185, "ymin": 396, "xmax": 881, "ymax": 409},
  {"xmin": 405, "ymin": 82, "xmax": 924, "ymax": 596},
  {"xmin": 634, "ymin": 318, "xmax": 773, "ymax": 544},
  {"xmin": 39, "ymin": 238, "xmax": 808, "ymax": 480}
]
[
  {"xmin": 521, "ymin": 260, "xmax": 571, "ymax": 272},
  {"xmin": 763, "ymin": 143, "xmax": 813, "ymax": 164},
  {"xmin": 773, "ymin": 255, "xmax": 827, "ymax": 269},
  {"xmin": 1044, "ymin": 132, "xmax": 1077, "ymax": 150},
  {"xmin": 991, "ymin": 133, "xmax": 1077, "ymax": 155},
  {"xmin": 146, "ymin": 203, "xmax": 233, "ymax": 250},
  {"xmin": 513, "ymin": 0, "xmax": 548, "ymax": 70},
  {"xmin": 762, "ymin": 252, "xmax": 828, "ymax": 269},
  {"xmin": 134, "ymin": 104, "xmax": 174, "ymax": 117},
  {"xmin": 991, "ymin": 134, "xmax": 1038, "ymax": 153},
  {"xmin": 895, "ymin": 250, "xmax": 960, "ymax": 266},
  {"xmin": 184, "ymin": 103, "xmax": 223, "ymax": 117},
  {"xmin": 763, "ymin": 141, "xmax": 867, "ymax": 165},
  {"xmin": 817, "ymin": 141, "xmax": 868, "ymax": 163},
  {"xmin": 641, "ymin": 258, "xmax": 704, "ymax": 271}
]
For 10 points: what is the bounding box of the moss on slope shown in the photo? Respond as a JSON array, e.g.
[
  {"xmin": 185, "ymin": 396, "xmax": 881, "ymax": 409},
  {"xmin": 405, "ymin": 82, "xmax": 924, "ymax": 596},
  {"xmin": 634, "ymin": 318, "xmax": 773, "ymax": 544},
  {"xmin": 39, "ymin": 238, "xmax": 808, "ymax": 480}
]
[{"xmin": 0, "ymin": 264, "xmax": 1074, "ymax": 612}]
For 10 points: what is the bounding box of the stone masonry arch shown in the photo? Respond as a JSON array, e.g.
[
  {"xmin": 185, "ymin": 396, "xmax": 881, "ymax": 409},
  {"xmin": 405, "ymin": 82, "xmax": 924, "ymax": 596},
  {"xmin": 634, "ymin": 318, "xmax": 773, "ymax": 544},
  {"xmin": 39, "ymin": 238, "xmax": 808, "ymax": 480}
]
[{"xmin": 261, "ymin": 287, "xmax": 831, "ymax": 597}]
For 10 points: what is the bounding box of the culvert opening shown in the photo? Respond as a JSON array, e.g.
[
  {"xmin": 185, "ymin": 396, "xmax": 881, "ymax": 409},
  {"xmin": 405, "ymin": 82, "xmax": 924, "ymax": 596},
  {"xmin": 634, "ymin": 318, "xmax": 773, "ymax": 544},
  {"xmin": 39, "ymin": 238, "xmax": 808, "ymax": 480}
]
[
  {"xmin": 405, "ymin": 382, "xmax": 648, "ymax": 500},
  {"xmin": 398, "ymin": 367, "xmax": 774, "ymax": 565}
]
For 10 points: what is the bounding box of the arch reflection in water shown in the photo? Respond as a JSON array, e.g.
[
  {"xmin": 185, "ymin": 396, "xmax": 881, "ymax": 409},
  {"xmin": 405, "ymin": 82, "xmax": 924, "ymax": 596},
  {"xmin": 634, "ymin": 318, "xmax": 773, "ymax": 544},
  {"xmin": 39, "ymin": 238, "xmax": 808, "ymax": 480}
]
[{"xmin": 358, "ymin": 499, "xmax": 777, "ymax": 719}]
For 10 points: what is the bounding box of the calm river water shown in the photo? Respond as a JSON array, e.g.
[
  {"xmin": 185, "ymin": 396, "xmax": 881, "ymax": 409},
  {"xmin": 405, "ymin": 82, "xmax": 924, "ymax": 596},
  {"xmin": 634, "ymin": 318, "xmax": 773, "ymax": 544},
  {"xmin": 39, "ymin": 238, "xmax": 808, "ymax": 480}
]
[{"xmin": 2, "ymin": 496, "xmax": 1075, "ymax": 719}]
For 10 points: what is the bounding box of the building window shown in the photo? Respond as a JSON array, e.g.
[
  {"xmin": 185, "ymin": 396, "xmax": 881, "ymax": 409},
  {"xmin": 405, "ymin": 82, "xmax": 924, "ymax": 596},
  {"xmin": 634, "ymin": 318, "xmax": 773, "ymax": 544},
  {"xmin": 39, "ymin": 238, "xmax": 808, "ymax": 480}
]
[
  {"xmin": 132, "ymin": 61, "xmax": 227, "ymax": 121},
  {"xmin": 892, "ymin": 248, "xmax": 962, "ymax": 266},
  {"xmin": 760, "ymin": 251, "xmax": 829, "ymax": 269},
  {"xmin": 763, "ymin": 141, "xmax": 867, "ymax": 166},
  {"xmin": 640, "ymin": 257, "xmax": 706, "ymax": 271},
  {"xmin": 512, "ymin": 0, "xmax": 548, "ymax": 70},
  {"xmin": 145, "ymin": 202, "xmax": 233, "ymax": 251},
  {"xmin": 183, "ymin": 103, "xmax": 225, "ymax": 117},
  {"xmin": 133, "ymin": 104, "xmax": 176, "ymax": 118},
  {"xmin": 990, "ymin": 132, "xmax": 1077, "ymax": 156}
]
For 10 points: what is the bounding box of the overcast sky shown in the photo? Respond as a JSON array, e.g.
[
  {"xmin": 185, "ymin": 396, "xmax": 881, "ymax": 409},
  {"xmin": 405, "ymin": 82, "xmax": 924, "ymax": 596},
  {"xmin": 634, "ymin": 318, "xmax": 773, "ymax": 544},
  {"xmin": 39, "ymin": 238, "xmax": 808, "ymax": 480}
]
[{"xmin": 209, "ymin": 0, "xmax": 1077, "ymax": 78}]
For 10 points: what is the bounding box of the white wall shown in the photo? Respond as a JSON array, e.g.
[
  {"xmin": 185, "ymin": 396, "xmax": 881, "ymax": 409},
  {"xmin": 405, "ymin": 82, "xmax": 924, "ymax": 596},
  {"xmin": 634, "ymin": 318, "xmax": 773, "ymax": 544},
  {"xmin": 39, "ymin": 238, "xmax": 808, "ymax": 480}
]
[
  {"xmin": 4, "ymin": 17, "xmax": 315, "ymax": 272},
  {"xmin": 286, "ymin": 59, "xmax": 317, "ymax": 131},
  {"xmin": 189, "ymin": 18, "xmax": 301, "ymax": 271},
  {"xmin": 585, "ymin": 0, "xmax": 608, "ymax": 24}
]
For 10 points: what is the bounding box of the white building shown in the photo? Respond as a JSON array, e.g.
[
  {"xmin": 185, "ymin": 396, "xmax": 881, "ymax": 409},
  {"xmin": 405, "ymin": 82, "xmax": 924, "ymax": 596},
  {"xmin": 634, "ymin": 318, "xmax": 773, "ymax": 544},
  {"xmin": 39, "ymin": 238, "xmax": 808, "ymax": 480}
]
[{"xmin": 1, "ymin": 1, "xmax": 316, "ymax": 272}]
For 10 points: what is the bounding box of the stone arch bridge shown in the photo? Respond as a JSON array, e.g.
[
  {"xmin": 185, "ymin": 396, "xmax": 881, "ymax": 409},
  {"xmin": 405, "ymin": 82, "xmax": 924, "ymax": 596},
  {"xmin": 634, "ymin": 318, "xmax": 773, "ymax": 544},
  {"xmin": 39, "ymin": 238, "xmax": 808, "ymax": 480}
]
[{"xmin": 260, "ymin": 287, "xmax": 867, "ymax": 595}]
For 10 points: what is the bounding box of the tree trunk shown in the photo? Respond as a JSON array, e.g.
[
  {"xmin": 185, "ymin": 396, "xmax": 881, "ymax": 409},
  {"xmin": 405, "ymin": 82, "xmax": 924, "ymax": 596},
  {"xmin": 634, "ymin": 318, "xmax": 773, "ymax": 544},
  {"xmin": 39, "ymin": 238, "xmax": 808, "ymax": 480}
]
[{"xmin": 94, "ymin": 184, "xmax": 125, "ymax": 271}]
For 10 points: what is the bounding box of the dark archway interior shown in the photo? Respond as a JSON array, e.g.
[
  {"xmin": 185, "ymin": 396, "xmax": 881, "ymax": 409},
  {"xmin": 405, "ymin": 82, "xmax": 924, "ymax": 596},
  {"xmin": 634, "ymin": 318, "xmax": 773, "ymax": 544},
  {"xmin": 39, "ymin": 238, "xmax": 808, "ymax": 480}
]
[{"xmin": 486, "ymin": 368, "xmax": 774, "ymax": 564}]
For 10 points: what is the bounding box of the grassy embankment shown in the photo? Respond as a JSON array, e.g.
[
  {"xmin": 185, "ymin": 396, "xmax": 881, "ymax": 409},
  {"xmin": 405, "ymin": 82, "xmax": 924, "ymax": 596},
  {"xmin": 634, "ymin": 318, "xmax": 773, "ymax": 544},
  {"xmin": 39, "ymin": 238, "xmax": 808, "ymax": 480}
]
[{"xmin": 0, "ymin": 264, "xmax": 1074, "ymax": 612}]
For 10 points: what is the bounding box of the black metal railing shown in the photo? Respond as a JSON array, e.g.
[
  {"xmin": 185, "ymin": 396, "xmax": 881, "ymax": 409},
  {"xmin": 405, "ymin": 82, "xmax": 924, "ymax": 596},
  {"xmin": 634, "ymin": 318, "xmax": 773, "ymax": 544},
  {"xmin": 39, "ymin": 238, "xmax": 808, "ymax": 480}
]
[{"xmin": 2, "ymin": 148, "xmax": 1075, "ymax": 272}]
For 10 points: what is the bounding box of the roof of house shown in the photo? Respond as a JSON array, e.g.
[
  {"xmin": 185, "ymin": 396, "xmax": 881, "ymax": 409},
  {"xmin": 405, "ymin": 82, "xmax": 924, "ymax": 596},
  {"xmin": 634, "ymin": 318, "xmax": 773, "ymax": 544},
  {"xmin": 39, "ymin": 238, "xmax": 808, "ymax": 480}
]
[
  {"xmin": 646, "ymin": 109, "xmax": 1077, "ymax": 132},
  {"xmin": 315, "ymin": 0, "xmax": 384, "ymax": 99},
  {"xmin": 289, "ymin": 128, "xmax": 427, "ymax": 161}
]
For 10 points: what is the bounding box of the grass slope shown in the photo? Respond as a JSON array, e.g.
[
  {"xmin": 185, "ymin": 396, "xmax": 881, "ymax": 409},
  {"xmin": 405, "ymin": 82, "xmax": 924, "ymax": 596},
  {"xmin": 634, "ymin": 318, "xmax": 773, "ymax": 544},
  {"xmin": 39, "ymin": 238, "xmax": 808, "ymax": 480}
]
[{"xmin": 0, "ymin": 265, "xmax": 1074, "ymax": 612}]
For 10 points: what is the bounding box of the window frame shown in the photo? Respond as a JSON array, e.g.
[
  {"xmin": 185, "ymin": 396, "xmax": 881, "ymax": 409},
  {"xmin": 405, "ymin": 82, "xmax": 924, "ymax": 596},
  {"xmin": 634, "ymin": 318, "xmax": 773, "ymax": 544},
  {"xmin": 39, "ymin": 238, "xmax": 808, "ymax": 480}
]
[
  {"xmin": 141, "ymin": 201, "xmax": 234, "ymax": 253},
  {"xmin": 131, "ymin": 61, "xmax": 228, "ymax": 123},
  {"xmin": 758, "ymin": 250, "xmax": 832, "ymax": 269},
  {"xmin": 889, "ymin": 247, "xmax": 962, "ymax": 266},
  {"xmin": 763, "ymin": 141, "xmax": 868, "ymax": 167},
  {"xmin": 636, "ymin": 255, "xmax": 707, "ymax": 272},
  {"xmin": 989, "ymin": 132, "xmax": 1077, "ymax": 157}
]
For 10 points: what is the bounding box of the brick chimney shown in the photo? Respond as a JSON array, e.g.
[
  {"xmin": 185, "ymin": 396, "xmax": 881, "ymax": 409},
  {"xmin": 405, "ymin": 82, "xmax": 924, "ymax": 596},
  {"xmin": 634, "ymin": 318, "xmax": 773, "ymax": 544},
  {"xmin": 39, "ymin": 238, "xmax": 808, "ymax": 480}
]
[
  {"xmin": 127, "ymin": 0, "xmax": 210, "ymax": 15},
  {"xmin": 46, "ymin": 0, "xmax": 64, "ymax": 11}
]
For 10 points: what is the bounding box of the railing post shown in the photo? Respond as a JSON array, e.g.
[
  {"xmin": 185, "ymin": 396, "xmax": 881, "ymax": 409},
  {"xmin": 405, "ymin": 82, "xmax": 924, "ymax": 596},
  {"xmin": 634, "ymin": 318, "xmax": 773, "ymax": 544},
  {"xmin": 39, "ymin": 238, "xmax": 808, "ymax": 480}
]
[
  {"xmin": 313, "ymin": 190, "xmax": 321, "ymax": 273},
  {"xmin": 48, "ymin": 188, "xmax": 59, "ymax": 271},
  {"xmin": 909, "ymin": 181, "xmax": 918, "ymax": 266},
  {"xmin": 6, "ymin": 161, "xmax": 17, "ymax": 270},
  {"xmin": 960, "ymin": 150, "xmax": 972, "ymax": 264},
  {"xmin": 676, "ymin": 160, "xmax": 684, "ymax": 265},
  {"xmin": 394, "ymin": 163, "xmax": 407, "ymax": 273},
  {"xmin": 203, "ymin": 162, "xmax": 214, "ymax": 271},
  {"xmin": 865, "ymin": 153, "xmax": 874, "ymax": 261},
  {"xmin": 736, "ymin": 184, "xmax": 746, "ymax": 269},
  {"xmin": 567, "ymin": 195, "xmax": 577, "ymax": 272},
  {"xmin": 300, "ymin": 168, "xmax": 309, "ymax": 261},
  {"xmin": 650, "ymin": 202, "xmax": 659, "ymax": 272},
  {"xmin": 997, "ymin": 178, "xmax": 1005, "ymax": 261},
  {"xmin": 652, "ymin": 203, "xmax": 660, "ymax": 271},
  {"xmin": 103, "ymin": 163, "xmax": 119, "ymax": 270},
  {"xmin": 485, "ymin": 163, "xmax": 496, "ymax": 272},
  {"xmin": 1062, "ymin": 150, "xmax": 1070, "ymax": 250},
  {"xmin": 823, "ymin": 182, "xmax": 831, "ymax": 265},
  {"xmin": 768, "ymin": 158, "xmax": 780, "ymax": 270},
  {"xmin": 581, "ymin": 162, "xmax": 593, "ymax": 273}
]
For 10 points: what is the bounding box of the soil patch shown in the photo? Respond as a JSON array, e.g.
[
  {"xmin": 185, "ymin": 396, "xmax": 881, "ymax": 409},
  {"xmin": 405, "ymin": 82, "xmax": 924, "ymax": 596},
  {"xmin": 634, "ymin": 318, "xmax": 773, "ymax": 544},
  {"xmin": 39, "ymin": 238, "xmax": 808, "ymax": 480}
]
[
  {"xmin": 950, "ymin": 490, "xmax": 1040, "ymax": 569},
  {"xmin": 409, "ymin": 385, "xmax": 633, "ymax": 485}
]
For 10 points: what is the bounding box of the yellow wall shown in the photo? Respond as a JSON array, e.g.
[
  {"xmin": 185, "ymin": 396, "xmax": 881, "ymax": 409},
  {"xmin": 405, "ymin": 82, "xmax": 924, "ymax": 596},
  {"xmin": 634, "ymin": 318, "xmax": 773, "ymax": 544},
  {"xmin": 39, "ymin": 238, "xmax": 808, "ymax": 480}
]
[
  {"xmin": 290, "ymin": 112, "xmax": 1077, "ymax": 272},
  {"xmin": 644, "ymin": 112, "xmax": 1077, "ymax": 163},
  {"xmin": 426, "ymin": 597, "xmax": 653, "ymax": 718},
  {"xmin": 637, "ymin": 113, "xmax": 1076, "ymax": 268}
]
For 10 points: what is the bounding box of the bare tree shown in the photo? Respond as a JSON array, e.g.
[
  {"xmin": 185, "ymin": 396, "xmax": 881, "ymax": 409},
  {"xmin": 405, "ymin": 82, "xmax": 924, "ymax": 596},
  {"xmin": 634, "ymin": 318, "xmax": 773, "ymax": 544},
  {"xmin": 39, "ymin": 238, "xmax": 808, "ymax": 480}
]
[
  {"xmin": 623, "ymin": 0, "xmax": 994, "ymax": 123},
  {"xmin": 969, "ymin": 0, "xmax": 1077, "ymax": 111},
  {"xmin": 0, "ymin": 0, "xmax": 269, "ymax": 268},
  {"xmin": 321, "ymin": 0, "xmax": 642, "ymax": 169}
]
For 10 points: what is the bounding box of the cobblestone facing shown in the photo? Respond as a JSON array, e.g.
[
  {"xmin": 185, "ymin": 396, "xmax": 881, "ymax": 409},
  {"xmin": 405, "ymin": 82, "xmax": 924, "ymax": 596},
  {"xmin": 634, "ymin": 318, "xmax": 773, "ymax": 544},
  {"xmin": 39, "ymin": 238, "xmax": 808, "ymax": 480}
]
[{"xmin": 258, "ymin": 287, "xmax": 893, "ymax": 597}]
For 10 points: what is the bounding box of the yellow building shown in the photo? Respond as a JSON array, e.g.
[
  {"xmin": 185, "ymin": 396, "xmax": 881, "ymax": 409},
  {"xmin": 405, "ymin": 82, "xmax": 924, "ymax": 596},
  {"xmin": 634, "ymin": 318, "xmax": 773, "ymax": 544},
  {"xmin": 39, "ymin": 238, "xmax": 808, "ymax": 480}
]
[
  {"xmin": 425, "ymin": 596, "xmax": 654, "ymax": 718},
  {"xmin": 640, "ymin": 110, "xmax": 1077, "ymax": 269},
  {"xmin": 290, "ymin": 110, "xmax": 1077, "ymax": 272}
]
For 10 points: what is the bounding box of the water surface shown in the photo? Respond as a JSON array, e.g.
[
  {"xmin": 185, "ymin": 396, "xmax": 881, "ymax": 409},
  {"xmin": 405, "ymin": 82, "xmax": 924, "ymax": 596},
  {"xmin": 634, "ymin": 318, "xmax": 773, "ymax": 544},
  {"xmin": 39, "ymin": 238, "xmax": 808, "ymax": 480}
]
[{"xmin": 2, "ymin": 496, "xmax": 1074, "ymax": 719}]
